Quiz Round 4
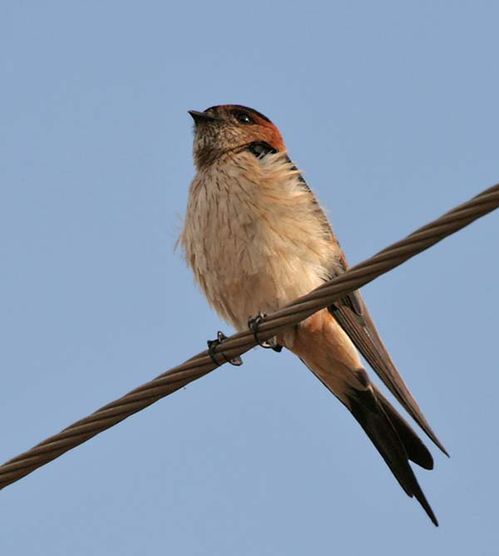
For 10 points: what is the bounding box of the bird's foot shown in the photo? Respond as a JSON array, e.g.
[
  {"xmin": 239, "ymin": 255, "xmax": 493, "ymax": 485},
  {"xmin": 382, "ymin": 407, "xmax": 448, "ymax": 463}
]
[
  {"xmin": 207, "ymin": 331, "xmax": 243, "ymax": 367},
  {"xmin": 248, "ymin": 313, "xmax": 283, "ymax": 353}
]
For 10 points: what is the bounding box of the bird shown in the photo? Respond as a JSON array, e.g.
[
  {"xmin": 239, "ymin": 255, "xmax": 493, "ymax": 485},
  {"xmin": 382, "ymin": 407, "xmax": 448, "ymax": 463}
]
[{"xmin": 179, "ymin": 104, "xmax": 447, "ymax": 525}]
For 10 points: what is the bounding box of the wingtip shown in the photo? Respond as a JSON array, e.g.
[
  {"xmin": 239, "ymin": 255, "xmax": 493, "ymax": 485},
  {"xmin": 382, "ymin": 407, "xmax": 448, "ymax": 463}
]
[
  {"xmin": 429, "ymin": 432, "xmax": 450, "ymax": 458},
  {"xmin": 328, "ymin": 298, "xmax": 449, "ymax": 458}
]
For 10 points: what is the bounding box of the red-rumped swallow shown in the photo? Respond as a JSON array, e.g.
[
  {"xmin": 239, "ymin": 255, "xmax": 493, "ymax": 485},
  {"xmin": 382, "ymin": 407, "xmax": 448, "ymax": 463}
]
[{"xmin": 180, "ymin": 105, "xmax": 447, "ymax": 525}]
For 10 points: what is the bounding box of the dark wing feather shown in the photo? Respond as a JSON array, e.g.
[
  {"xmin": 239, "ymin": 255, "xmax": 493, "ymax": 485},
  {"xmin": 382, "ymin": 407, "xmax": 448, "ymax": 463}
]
[
  {"xmin": 329, "ymin": 290, "xmax": 448, "ymax": 456},
  {"xmin": 286, "ymin": 162, "xmax": 447, "ymax": 455}
]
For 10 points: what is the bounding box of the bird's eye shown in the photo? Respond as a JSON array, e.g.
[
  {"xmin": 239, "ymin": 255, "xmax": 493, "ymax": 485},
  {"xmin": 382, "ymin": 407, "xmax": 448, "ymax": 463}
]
[{"xmin": 235, "ymin": 111, "xmax": 253, "ymax": 124}]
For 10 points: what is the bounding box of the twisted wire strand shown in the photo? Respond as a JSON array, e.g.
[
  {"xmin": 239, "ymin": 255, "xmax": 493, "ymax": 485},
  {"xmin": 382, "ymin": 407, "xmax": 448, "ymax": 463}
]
[{"xmin": 1, "ymin": 183, "xmax": 498, "ymax": 490}]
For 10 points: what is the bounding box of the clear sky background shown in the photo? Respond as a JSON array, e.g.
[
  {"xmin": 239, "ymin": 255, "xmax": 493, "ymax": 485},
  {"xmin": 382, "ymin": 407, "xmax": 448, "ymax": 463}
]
[{"xmin": 1, "ymin": 2, "xmax": 498, "ymax": 554}]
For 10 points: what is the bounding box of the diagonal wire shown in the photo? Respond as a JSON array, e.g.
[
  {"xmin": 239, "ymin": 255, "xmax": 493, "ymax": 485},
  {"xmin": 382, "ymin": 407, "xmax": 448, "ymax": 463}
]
[{"xmin": 0, "ymin": 183, "xmax": 498, "ymax": 490}]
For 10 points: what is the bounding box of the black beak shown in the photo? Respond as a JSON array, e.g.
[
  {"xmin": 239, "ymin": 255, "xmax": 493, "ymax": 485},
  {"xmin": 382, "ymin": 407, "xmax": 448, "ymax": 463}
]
[{"xmin": 188, "ymin": 110, "xmax": 219, "ymax": 124}]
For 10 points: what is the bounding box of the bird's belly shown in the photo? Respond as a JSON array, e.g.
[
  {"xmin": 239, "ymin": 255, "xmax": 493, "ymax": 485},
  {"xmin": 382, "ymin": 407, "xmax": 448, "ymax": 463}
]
[
  {"xmin": 183, "ymin": 161, "xmax": 336, "ymax": 331},
  {"xmin": 205, "ymin": 221, "xmax": 326, "ymax": 331}
]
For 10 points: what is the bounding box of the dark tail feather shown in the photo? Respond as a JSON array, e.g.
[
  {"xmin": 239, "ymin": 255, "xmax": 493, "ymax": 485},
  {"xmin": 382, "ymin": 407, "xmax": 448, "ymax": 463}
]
[
  {"xmin": 347, "ymin": 384, "xmax": 439, "ymax": 526},
  {"xmin": 329, "ymin": 298, "xmax": 448, "ymax": 456},
  {"xmin": 375, "ymin": 387, "xmax": 434, "ymax": 471}
]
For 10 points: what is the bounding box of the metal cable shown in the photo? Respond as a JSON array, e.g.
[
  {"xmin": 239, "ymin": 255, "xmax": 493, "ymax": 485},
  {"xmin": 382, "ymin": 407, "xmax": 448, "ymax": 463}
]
[{"xmin": 1, "ymin": 183, "xmax": 498, "ymax": 490}]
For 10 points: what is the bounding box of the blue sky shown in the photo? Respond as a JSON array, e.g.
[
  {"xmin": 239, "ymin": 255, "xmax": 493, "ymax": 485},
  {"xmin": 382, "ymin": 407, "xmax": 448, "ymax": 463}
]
[{"xmin": 1, "ymin": 1, "xmax": 498, "ymax": 554}]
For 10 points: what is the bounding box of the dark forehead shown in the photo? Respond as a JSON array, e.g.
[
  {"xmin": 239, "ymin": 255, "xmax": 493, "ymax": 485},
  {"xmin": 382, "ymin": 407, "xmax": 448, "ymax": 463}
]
[{"xmin": 204, "ymin": 104, "xmax": 272, "ymax": 123}]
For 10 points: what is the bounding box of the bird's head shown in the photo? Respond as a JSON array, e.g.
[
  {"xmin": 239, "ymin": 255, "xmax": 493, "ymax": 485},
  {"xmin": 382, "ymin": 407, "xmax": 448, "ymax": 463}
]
[{"xmin": 188, "ymin": 105, "xmax": 285, "ymax": 170}]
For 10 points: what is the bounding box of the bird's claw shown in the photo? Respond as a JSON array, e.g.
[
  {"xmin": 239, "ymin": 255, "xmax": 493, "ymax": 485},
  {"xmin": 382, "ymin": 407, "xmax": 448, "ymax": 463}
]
[
  {"xmin": 248, "ymin": 313, "xmax": 283, "ymax": 352},
  {"xmin": 207, "ymin": 331, "xmax": 243, "ymax": 367}
]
